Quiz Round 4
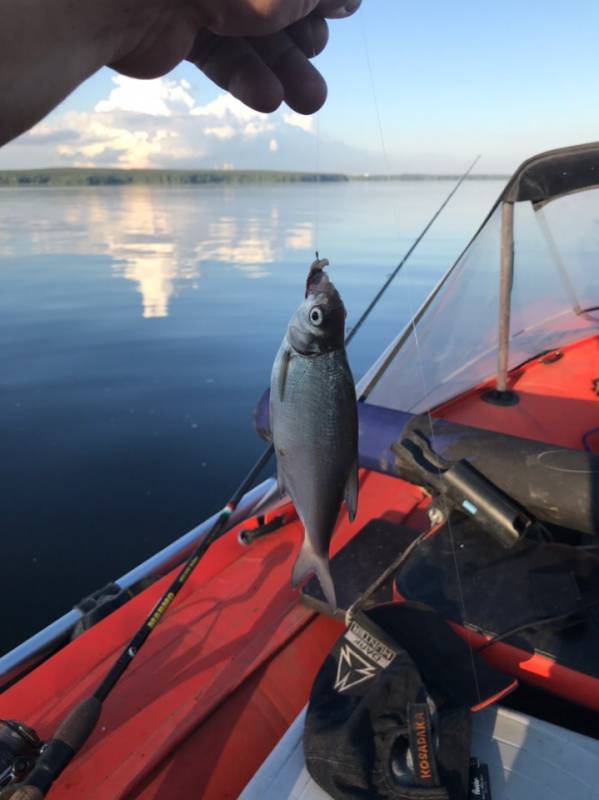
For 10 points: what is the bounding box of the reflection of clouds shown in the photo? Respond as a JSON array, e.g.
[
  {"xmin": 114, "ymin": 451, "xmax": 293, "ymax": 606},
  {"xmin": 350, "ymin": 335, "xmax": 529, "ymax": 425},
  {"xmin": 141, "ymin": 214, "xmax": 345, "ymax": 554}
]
[
  {"xmin": 95, "ymin": 189, "xmax": 198, "ymax": 318},
  {"xmin": 286, "ymin": 224, "xmax": 314, "ymax": 251},
  {"xmin": 0, "ymin": 187, "xmax": 316, "ymax": 316},
  {"xmin": 195, "ymin": 218, "xmax": 274, "ymax": 280},
  {"xmin": 114, "ymin": 242, "xmax": 196, "ymax": 318},
  {"xmin": 194, "ymin": 214, "xmax": 313, "ymax": 281}
]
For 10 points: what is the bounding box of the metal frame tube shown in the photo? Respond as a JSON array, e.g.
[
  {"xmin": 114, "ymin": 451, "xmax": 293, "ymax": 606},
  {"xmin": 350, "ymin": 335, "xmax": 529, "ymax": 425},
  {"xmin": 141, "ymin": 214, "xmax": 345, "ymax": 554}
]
[{"xmin": 496, "ymin": 202, "xmax": 515, "ymax": 392}]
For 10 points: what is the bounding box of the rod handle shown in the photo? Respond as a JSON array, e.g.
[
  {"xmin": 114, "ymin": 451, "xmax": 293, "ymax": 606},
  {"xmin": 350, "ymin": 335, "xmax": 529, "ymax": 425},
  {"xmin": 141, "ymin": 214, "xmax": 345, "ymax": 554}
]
[
  {"xmin": 1, "ymin": 788, "xmax": 42, "ymax": 800},
  {"xmin": 6, "ymin": 697, "xmax": 102, "ymax": 799},
  {"xmin": 51, "ymin": 696, "xmax": 102, "ymax": 750}
]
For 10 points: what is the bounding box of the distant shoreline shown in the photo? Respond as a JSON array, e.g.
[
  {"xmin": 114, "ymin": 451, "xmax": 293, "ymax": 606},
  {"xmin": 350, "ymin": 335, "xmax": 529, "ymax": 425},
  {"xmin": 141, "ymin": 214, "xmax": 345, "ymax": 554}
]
[{"xmin": 0, "ymin": 168, "xmax": 509, "ymax": 188}]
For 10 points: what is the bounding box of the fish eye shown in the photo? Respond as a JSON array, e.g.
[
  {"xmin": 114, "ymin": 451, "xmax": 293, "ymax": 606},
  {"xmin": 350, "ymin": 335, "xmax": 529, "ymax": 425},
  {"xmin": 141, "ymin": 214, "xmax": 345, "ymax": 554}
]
[{"xmin": 309, "ymin": 306, "xmax": 324, "ymax": 326}]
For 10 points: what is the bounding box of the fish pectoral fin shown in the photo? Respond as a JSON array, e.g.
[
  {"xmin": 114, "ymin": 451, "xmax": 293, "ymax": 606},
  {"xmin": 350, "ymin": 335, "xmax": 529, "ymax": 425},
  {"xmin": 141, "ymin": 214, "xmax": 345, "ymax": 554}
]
[
  {"xmin": 277, "ymin": 347, "xmax": 292, "ymax": 401},
  {"xmin": 292, "ymin": 538, "xmax": 337, "ymax": 609},
  {"xmin": 344, "ymin": 458, "xmax": 359, "ymax": 522}
]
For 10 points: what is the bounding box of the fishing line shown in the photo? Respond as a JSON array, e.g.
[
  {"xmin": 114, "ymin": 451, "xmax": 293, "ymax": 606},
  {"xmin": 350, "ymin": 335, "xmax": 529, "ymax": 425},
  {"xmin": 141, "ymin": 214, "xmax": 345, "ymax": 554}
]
[
  {"xmin": 358, "ymin": 14, "xmax": 483, "ymax": 704},
  {"xmin": 345, "ymin": 159, "xmax": 479, "ymax": 346},
  {"xmin": 314, "ymin": 110, "xmax": 321, "ymax": 250},
  {"xmin": 311, "ymin": 19, "xmax": 322, "ymax": 252},
  {"xmin": 8, "ymin": 28, "xmax": 486, "ymax": 800}
]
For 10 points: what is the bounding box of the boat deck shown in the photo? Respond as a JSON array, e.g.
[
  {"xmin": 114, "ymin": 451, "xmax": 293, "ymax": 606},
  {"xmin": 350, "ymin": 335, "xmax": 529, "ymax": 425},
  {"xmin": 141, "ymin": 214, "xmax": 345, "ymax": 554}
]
[
  {"xmin": 440, "ymin": 334, "xmax": 599, "ymax": 450},
  {"xmin": 0, "ymin": 473, "xmax": 427, "ymax": 799},
  {"xmin": 2, "ymin": 335, "xmax": 599, "ymax": 798}
]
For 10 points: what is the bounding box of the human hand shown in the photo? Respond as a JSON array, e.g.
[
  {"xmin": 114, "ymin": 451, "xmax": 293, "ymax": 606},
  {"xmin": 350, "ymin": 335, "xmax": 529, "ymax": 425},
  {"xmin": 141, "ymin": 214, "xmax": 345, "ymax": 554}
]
[
  {"xmin": 0, "ymin": 0, "xmax": 360, "ymax": 147},
  {"xmin": 111, "ymin": 0, "xmax": 362, "ymax": 114}
]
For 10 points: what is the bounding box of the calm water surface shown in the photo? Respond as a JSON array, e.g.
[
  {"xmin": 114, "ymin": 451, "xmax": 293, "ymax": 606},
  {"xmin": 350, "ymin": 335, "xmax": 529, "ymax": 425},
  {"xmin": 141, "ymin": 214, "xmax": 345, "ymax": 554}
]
[{"xmin": 0, "ymin": 180, "xmax": 503, "ymax": 653}]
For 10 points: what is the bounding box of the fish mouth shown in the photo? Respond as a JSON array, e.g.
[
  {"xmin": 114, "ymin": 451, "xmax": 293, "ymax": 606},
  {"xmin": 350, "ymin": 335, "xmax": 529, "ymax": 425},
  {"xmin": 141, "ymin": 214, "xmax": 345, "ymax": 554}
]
[
  {"xmin": 305, "ymin": 255, "xmax": 331, "ymax": 298},
  {"xmin": 305, "ymin": 256, "xmax": 344, "ymax": 313}
]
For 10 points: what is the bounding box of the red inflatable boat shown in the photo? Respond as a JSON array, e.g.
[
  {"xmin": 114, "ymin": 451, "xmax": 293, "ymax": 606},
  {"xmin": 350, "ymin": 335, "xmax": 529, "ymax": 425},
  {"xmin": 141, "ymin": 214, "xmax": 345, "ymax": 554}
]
[{"xmin": 1, "ymin": 142, "xmax": 599, "ymax": 798}]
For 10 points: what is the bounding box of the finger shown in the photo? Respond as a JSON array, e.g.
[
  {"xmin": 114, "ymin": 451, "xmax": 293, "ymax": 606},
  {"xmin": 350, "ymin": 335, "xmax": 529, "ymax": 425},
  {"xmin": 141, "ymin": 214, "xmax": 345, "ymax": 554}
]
[
  {"xmin": 317, "ymin": 0, "xmax": 362, "ymax": 19},
  {"xmin": 248, "ymin": 30, "xmax": 327, "ymax": 114},
  {"xmin": 207, "ymin": 1, "xmax": 321, "ymax": 38},
  {"xmin": 286, "ymin": 14, "xmax": 329, "ymax": 58},
  {"xmin": 188, "ymin": 31, "xmax": 284, "ymax": 113}
]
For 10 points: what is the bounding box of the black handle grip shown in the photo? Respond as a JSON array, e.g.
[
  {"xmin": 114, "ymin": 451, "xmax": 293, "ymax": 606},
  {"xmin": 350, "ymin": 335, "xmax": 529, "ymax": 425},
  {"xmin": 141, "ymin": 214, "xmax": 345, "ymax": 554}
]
[
  {"xmin": 6, "ymin": 697, "xmax": 103, "ymax": 799},
  {"xmin": 1, "ymin": 787, "xmax": 43, "ymax": 800},
  {"xmin": 53, "ymin": 696, "xmax": 101, "ymax": 751}
]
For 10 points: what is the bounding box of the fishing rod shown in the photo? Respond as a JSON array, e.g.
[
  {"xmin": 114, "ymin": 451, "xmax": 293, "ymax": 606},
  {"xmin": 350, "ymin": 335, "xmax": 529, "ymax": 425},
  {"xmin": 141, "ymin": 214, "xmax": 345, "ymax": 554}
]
[
  {"xmin": 3, "ymin": 447, "xmax": 273, "ymax": 800},
  {"xmin": 4, "ymin": 156, "xmax": 479, "ymax": 800},
  {"xmin": 345, "ymin": 154, "xmax": 481, "ymax": 345}
]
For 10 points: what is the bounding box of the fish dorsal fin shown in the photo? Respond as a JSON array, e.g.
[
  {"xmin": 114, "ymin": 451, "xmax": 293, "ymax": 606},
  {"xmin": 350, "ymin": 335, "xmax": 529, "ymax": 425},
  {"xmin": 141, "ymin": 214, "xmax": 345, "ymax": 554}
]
[
  {"xmin": 344, "ymin": 458, "xmax": 359, "ymax": 522},
  {"xmin": 277, "ymin": 347, "xmax": 292, "ymax": 401}
]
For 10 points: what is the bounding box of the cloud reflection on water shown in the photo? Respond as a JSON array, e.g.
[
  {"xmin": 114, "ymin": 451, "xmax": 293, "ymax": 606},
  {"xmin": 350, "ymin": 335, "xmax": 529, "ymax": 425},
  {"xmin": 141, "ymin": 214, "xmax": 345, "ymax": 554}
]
[
  {"xmin": 0, "ymin": 187, "xmax": 315, "ymax": 318},
  {"xmin": 194, "ymin": 216, "xmax": 275, "ymax": 281},
  {"xmin": 115, "ymin": 242, "xmax": 185, "ymax": 318}
]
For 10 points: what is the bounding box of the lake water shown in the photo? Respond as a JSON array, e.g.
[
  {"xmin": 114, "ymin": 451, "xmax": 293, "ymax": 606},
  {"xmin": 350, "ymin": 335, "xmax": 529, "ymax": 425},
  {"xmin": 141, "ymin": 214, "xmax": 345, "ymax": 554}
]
[{"xmin": 0, "ymin": 179, "xmax": 503, "ymax": 654}]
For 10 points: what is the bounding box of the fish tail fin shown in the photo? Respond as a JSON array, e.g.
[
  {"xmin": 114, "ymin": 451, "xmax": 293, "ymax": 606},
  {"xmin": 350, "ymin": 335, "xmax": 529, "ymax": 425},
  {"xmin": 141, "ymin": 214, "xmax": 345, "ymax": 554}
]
[{"xmin": 291, "ymin": 539, "xmax": 337, "ymax": 609}]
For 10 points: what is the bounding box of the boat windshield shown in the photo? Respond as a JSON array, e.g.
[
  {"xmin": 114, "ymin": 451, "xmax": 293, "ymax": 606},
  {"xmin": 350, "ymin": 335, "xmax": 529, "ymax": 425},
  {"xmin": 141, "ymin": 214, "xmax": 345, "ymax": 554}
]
[{"xmin": 361, "ymin": 186, "xmax": 599, "ymax": 412}]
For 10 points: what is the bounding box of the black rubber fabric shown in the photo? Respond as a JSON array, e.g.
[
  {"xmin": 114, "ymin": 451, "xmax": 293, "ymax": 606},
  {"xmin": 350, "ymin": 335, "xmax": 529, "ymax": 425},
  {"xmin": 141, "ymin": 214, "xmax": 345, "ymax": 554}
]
[
  {"xmin": 395, "ymin": 517, "xmax": 599, "ymax": 674},
  {"xmin": 304, "ymin": 605, "xmax": 478, "ymax": 800},
  {"xmin": 367, "ymin": 603, "xmax": 516, "ymax": 708}
]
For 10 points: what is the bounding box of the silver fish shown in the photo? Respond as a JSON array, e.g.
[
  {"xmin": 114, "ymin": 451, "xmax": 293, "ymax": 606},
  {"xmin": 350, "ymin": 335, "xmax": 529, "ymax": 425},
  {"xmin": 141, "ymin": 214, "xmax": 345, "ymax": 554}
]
[{"xmin": 270, "ymin": 256, "xmax": 358, "ymax": 608}]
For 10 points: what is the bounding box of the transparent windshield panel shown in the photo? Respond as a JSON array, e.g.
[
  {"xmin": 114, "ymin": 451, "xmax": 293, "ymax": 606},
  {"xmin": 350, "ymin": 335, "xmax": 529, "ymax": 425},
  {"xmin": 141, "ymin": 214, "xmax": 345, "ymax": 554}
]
[{"xmin": 364, "ymin": 188, "xmax": 599, "ymax": 412}]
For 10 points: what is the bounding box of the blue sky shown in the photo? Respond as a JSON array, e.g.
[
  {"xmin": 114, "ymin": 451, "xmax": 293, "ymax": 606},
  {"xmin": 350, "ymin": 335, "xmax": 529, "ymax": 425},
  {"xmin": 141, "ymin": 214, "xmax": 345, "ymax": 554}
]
[{"xmin": 2, "ymin": 0, "xmax": 599, "ymax": 173}]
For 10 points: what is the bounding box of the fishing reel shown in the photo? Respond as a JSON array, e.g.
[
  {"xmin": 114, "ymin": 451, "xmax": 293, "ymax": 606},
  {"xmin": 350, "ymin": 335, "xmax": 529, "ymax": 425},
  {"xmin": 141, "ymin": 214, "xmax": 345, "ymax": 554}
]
[{"xmin": 0, "ymin": 720, "xmax": 42, "ymax": 790}]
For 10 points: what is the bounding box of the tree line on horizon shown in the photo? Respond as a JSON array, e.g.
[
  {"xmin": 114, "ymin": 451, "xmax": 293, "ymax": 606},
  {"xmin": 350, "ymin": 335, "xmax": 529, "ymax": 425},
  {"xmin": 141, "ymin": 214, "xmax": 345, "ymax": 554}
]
[{"xmin": 0, "ymin": 168, "xmax": 508, "ymax": 187}]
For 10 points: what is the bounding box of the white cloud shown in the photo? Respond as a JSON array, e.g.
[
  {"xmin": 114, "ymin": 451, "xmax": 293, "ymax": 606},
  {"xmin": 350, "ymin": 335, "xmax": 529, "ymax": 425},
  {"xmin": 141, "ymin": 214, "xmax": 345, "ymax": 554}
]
[
  {"xmin": 2, "ymin": 76, "xmax": 382, "ymax": 172},
  {"xmin": 283, "ymin": 112, "xmax": 315, "ymax": 134},
  {"xmin": 39, "ymin": 111, "xmax": 185, "ymax": 168},
  {"xmin": 204, "ymin": 126, "xmax": 235, "ymax": 140},
  {"xmin": 191, "ymin": 93, "xmax": 275, "ymax": 139},
  {"xmin": 244, "ymin": 120, "xmax": 274, "ymax": 136},
  {"xmin": 190, "ymin": 93, "xmax": 261, "ymax": 122},
  {"xmin": 95, "ymin": 75, "xmax": 195, "ymax": 117}
]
